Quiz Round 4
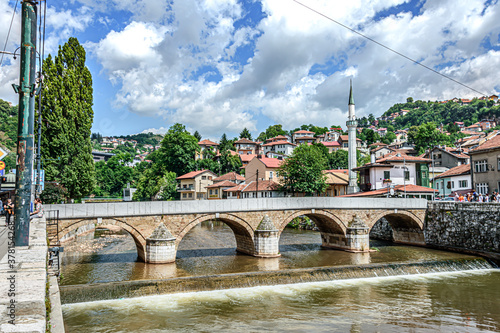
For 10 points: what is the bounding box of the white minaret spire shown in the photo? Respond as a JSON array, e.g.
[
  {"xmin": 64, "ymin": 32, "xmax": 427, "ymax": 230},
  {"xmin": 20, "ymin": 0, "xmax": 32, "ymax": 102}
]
[{"xmin": 347, "ymin": 80, "xmax": 360, "ymax": 194}]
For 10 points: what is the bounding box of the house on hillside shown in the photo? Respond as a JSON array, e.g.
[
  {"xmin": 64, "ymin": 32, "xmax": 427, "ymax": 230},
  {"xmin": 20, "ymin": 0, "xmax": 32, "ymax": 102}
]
[
  {"xmin": 176, "ymin": 169, "xmax": 218, "ymax": 200},
  {"xmin": 353, "ymin": 152, "xmax": 431, "ymax": 192},
  {"xmin": 468, "ymin": 133, "xmax": 500, "ymax": 194},
  {"xmin": 261, "ymin": 141, "xmax": 296, "ymax": 157},
  {"xmin": 234, "ymin": 138, "xmax": 259, "ymax": 155},
  {"xmin": 320, "ymin": 141, "xmax": 341, "ymax": 153},
  {"xmin": 423, "ymin": 146, "xmax": 469, "ymax": 169},
  {"xmin": 245, "ymin": 156, "xmax": 283, "ymax": 183},
  {"xmin": 338, "ymin": 135, "xmax": 362, "ymax": 150},
  {"xmin": 433, "ymin": 164, "xmax": 471, "ymax": 198},
  {"xmin": 196, "ymin": 139, "xmax": 219, "ymax": 160},
  {"xmin": 292, "ymin": 130, "xmax": 315, "ymax": 143},
  {"xmin": 224, "ymin": 180, "xmax": 283, "ymax": 199},
  {"xmin": 322, "ymin": 170, "xmax": 348, "ymax": 197}
]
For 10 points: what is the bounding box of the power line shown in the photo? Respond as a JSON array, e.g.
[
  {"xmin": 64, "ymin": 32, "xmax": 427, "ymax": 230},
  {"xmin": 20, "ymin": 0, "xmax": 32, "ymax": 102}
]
[
  {"xmin": 292, "ymin": 0, "xmax": 489, "ymax": 97},
  {"xmin": 0, "ymin": 0, "xmax": 19, "ymax": 67}
]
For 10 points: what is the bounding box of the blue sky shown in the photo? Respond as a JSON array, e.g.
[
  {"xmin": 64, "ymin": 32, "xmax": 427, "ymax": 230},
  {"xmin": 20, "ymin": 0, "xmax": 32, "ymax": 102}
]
[{"xmin": 1, "ymin": 0, "xmax": 499, "ymax": 140}]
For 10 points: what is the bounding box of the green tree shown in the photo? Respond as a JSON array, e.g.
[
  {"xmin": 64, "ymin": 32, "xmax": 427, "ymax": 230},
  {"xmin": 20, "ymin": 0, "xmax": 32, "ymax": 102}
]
[
  {"xmin": 328, "ymin": 149, "xmax": 348, "ymax": 169},
  {"xmin": 156, "ymin": 171, "xmax": 178, "ymax": 200},
  {"xmin": 40, "ymin": 182, "xmax": 69, "ymax": 204},
  {"xmin": 381, "ymin": 131, "xmax": 396, "ymax": 145},
  {"xmin": 193, "ymin": 130, "xmax": 202, "ymax": 142},
  {"xmin": 362, "ymin": 128, "xmax": 380, "ymax": 146},
  {"xmin": 159, "ymin": 123, "xmax": 200, "ymax": 176},
  {"xmin": 278, "ymin": 144, "xmax": 328, "ymax": 195},
  {"xmin": 39, "ymin": 37, "xmax": 95, "ymax": 199},
  {"xmin": 93, "ymin": 153, "xmax": 135, "ymax": 197},
  {"xmin": 133, "ymin": 168, "xmax": 178, "ymax": 201},
  {"xmin": 239, "ymin": 127, "xmax": 252, "ymax": 140},
  {"xmin": 219, "ymin": 150, "xmax": 242, "ymax": 174},
  {"xmin": 257, "ymin": 124, "xmax": 287, "ymax": 142},
  {"xmin": 0, "ymin": 99, "xmax": 18, "ymax": 170},
  {"xmin": 407, "ymin": 122, "xmax": 449, "ymax": 154}
]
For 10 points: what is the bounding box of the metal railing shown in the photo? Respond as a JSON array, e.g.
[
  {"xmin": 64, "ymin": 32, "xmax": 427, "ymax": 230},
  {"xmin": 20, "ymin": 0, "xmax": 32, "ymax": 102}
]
[{"xmin": 46, "ymin": 209, "xmax": 62, "ymax": 276}]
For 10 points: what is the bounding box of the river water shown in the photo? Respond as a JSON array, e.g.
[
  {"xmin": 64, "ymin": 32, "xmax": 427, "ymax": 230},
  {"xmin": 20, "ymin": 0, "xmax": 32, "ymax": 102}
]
[{"xmin": 61, "ymin": 222, "xmax": 500, "ymax": 332}]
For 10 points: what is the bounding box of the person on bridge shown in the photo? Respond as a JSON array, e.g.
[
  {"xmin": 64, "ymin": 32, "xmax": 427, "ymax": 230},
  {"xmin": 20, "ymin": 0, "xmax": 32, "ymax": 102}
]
[
  {"xmin": 30, "ymin": 198, "xmax": 44, "ymax": 220},
  {"xmin": 3, "ymin": 198, "xmax": 14, "ymax": 226}
]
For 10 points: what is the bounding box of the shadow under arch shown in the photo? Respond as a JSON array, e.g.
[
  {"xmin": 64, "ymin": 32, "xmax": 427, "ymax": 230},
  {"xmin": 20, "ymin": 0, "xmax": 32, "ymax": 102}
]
[
  {"xmin": 369, "ymin": 210, "xmax": 425, "ymax": 245},
  {"xmin": 368, "ymin": 210, "xmax": 424, "ymax": 231},
  {"xmin": 279, "ymin": 209, "xmax": 347, "ymax": 236},
  {"xmin": 177, "ymin": 213, "xmax": 256, "ymax": 256},
  {"xmin": 58, "ymin": 218, "xmax": 147, "ymax": 261}
]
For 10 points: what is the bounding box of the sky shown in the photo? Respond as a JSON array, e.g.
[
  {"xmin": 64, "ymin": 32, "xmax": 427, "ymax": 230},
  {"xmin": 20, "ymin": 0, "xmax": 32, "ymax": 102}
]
[{"xmin": 1, "ymin": 0, "xmax": 499, "ymax": 140}]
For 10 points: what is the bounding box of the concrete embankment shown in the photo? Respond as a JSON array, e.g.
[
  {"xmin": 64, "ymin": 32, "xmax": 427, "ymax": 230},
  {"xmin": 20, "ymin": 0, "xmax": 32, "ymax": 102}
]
[
  {"xmin": 0, "ymin": 218, "xmax": 65, "ymax": 333},
  {"xmin": 60, "ymin": 257, "xmax": 493, "ymax": 304}
]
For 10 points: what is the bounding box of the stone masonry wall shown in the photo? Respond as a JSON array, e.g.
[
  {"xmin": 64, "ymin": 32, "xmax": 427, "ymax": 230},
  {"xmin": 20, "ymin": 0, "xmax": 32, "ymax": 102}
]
[
  {"xmin": 426, "ymin": 202, "xmax": 500, "ymax": 253},
  {"xmin": 369, "ymin": 218, "xmax": 393, "ymax": 241}
]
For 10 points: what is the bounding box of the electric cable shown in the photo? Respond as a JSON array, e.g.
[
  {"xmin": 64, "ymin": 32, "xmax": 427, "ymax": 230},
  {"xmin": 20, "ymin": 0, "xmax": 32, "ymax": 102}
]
[
  {"xmin": 0, "ymin": 0, "xmax": 19, "ymax": 67},
  {"xmin": 292, "ymin": 0, "xmax": 489, "ymax": 97}
]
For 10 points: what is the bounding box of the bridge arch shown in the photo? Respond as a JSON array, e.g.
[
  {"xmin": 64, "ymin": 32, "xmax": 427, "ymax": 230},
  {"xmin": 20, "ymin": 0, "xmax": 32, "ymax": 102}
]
[
  {"xmin": 58, "ymin": 218, "xmax": 147, "ymax": 261},
  {"xmin": 367, "ymin": 210, "xmax": 424, "ymax": 231},
  {"xmin": 177, "ymin": 213, "xmax": 256, "ymax": 256},
  {"xmin": 279, "ymin": 209, "xmax": 347, "ymax": 235}
]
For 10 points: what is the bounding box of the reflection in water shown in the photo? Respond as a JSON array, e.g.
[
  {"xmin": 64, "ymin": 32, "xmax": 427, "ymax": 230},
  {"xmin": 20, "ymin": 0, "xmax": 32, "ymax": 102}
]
[
  {"xmin": 61, "ymin": 222, "xmax": 482, "ymax": 285},
  {"xmin": 63, "ymin": 270, "xmax": 500, "ymax": 333}
]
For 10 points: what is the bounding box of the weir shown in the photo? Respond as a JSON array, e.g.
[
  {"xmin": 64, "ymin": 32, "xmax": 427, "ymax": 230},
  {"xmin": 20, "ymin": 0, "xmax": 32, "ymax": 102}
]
[{"xmin": 59, "ymin": 257, "xmax": 495, "ymax": 304}]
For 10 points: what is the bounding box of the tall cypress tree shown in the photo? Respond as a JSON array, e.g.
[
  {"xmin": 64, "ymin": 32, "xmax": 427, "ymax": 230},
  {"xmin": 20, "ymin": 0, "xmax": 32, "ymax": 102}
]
[{"xmin": 39, "ymin": 37, "xmax": 95, "ymax": 199}]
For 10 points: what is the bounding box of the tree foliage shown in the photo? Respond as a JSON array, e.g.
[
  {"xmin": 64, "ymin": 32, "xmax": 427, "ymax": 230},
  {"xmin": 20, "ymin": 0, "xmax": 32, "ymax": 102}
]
[
  {"xmin": 257, "ymin": 124, "xmax": 288, "ymax": 142},
  {"xmin": 0, "ymin": 99, "xmax": 18, "ymax": 171},
  {"xmin": 407, "ymin": 122, "xmax": 450, "ymax": 154},
  {"xmin": 239, "ymin": 127, "xmax": 252, "ymax": 140},
  {"xmin": 39, "ymin": 37, "xmax": 95, "ymax": 199},
  {"xmin": 93, "ymin": 153, "xmax": 135, "ymax": 197},
  {"xmin": 278, "ymin": 144, "xmax": 328, "ymax": 195}
]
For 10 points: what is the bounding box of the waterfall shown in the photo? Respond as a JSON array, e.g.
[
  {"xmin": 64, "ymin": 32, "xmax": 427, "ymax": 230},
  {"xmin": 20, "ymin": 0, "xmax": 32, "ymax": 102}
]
[{"xmin": 60, "ymin": 258, "xmax": 496, "ymax": 304}]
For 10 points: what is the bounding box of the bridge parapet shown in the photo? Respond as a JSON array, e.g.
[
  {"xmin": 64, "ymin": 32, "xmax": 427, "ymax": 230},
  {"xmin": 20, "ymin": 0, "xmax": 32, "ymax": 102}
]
[{"xmin": 47, "ymin": 198, "xmax": 428, "ymax": 219}]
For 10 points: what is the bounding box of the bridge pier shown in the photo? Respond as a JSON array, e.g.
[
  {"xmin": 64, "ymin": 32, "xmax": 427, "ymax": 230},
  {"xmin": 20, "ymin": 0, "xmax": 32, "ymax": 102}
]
[
  {"xmin": 253, "ymin": 215, "xmax": 281, "ymax": 258},
  {"xmin": 321, "ymin": 215, "xmax": 370, "ymax": 252},
  {"xmin": 145, "ymin": 223, "xmax": 177, "ymax": 264},
  {"xmin": 392, "ymin": 228, "xmax": 425, "ymax": 246}
]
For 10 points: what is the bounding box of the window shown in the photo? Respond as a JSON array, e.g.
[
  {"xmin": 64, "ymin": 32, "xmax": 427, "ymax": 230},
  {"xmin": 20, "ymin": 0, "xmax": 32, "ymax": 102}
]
[
  {"xmin": 404, "ymin": 171, "xmax": 410, "ymax": 180},
  {"xmin": 498, "ymin": 158, "xmax": 500, "ymax": 171},
  {"xmin": 202, "ymin": 176, "xmax": 207, "ymax": 180},
  {"xmin": 182, "ymin": 193, "xmax": 187, "ymax": 198},
  {"xmin": 474, "ymin": 160, "xmax": 488, "ymax": 173},
  {"xmin": 215, "ymin": 189, "xmax": 218, "ymax": 194},
  {"xmin": 384, "ymin": 171, "xmax": 390, "ymax": 180},
  {"xmin": 209, "ymin": 189, "xmax": 213, "ymax": 195},
  {"xmin": 269, "ymin": 171, "xmax": 273, "ymax": 179},
  {"xmin": 436, "ymin": 182, "xmax": 440, "ymax": 190},
  {"xmin": 476, "ymin": 183, "xmax": 489, "ymax": 194},
  {"xmin": 188, "ymin": 193, "xmax": 193, "ymax": 198}
]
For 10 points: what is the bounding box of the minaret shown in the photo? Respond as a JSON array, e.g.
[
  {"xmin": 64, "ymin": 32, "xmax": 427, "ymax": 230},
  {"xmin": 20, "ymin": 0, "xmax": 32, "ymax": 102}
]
[{"xmin": 347, "ymin": 80, "xmax": 360, "ymax": 194}]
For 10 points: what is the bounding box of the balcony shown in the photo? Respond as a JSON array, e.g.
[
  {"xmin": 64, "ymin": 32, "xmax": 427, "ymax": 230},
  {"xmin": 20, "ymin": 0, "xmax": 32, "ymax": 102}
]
[{"xmin": 177, "ymin": 185, "xmax": 195, "ymax": 191}]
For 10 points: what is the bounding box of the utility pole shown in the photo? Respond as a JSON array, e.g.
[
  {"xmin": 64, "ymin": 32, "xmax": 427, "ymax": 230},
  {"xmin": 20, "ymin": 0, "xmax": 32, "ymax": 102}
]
[
  {"xmin": 13, "ymin": 0, "xmax": 37, "ymax": 247},
  {"xmin": 255, "ymin": 169, "xmax": 259, "ymax": 199}
]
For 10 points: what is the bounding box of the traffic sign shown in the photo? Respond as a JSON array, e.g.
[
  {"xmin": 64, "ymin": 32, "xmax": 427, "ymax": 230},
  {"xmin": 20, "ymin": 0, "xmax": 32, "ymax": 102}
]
[
  {"xmin": 0, "ymin": 146, "xmax": 7, "ymax": 161},
  {"xmin": 0, "ymin": 161, "xmax": 5, "ymax": 170}
]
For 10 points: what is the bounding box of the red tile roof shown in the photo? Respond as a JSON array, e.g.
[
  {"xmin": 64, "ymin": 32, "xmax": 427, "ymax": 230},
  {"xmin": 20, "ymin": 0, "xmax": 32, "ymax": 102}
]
[
  {"xmin": 469, "ymin": 133, "xmax": 500, "ymax": 153},
  {"xmin": 241, "ymin": 180, "xmax": 280, "ymax": 192},
  {"xmin": 205, "ymin": 180, "xmax": 237, "ymax": 188},
  {"xmin": 234, "ymin": 138, "xmax": 257, "ymax": 144},
  {"xmin": 257, "ymin": 157, "xmax": 283, "ymax": 168},
  {"xmin": 213, "ymin": 172, "xmax": 245, "ymax": 182},
  {"xmin": 323, "ymin": 169, "xmax": 349, "ymax": 174},
  {"xmin": 198, "ymin": 139, "xmax": 219, "ymax": 146},
  {"xmin": 341, "ymin": 184, "xmax": 437, "ymax": 197},
  {"xmin": 239, "ymin": 154, "xmax": 257, "ymax": 162},
  {"xmin": 434, "ymin": 164, "xmax": 470, "ymax": 180},
  {"xmin": 294, "ymin": 130, "xmax": 315, "ymax": 134},
  {"xmin": 376, "ymin": 152, "xmax": 431, "ymax": 163},
  {"xmin": 339, "ymin": 135, "xmax": 361, "ymax": 142},
  {"xmin": 176, "ymin": 169, "xmax": 215, "ymax": 180},
  {"xmin": 224, "ymin": 184, "xmax": 247, "ymax": 192},
  {"xmin": 295, "ymin": 136, "xmax": 315, "ymax": 140},
  {"xmin": 262, "ymin": 140, "xmax": 296, "ymax": 147},
  {"xmin": 320, "ymin": 141, "xmax": 341, "ymax": 147}
]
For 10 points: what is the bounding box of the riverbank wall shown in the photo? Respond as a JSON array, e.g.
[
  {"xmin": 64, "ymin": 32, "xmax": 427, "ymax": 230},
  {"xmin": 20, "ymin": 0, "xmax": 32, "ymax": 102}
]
[
  {"xmin": 0, "ymin": 218, "xmax": 65, "ymax": 333},
  {"xmin": 371, "ymin": 202, "xmax": 500, "ymax": 261}
]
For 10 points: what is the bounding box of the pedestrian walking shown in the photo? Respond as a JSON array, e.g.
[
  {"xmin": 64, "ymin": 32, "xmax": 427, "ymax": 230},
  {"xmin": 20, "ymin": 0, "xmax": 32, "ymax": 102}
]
[{"xmin": 3, "ymin": 198, "xmax": 14, "ymax": 226}]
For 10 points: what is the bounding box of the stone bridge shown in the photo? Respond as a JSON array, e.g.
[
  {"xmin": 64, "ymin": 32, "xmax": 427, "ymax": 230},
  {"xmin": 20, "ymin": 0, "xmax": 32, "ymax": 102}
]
[{"xmin": 46, "ymin": 198, "xmax": 427, "ymax": 263}]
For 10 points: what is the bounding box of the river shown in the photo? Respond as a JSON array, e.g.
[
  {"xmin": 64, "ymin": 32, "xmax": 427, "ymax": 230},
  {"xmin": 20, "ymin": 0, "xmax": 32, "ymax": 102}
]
[{"xmin": 61, "ymin": 222, "xmax": 500, "ymax": 332}]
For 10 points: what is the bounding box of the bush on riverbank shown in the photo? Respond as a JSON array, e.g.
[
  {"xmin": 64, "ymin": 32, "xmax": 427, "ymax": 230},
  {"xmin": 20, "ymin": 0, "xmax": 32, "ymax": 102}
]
[{"xmin": 287, "ymin": 216, "xmax": 318, "ymax": 230}]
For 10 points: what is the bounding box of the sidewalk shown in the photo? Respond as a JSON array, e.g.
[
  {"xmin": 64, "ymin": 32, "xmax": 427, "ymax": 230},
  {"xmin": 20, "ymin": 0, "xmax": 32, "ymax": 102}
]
[{"xmin": 0, "ymin": 216, "xmax": 7, "ymax": 260}]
